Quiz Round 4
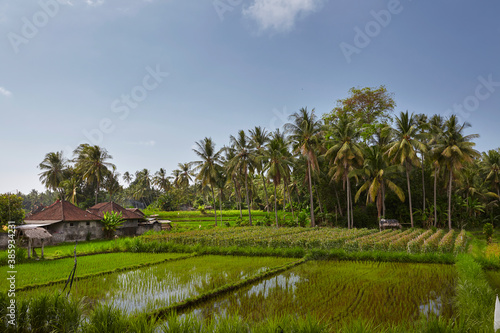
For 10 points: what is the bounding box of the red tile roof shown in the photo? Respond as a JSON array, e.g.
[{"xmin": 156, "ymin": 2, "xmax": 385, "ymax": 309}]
[
  {"xmin": 88, "ymin": 202, "xmax": 144, "ymax": 220},
  {"xmin": 25, "ymin": 200, "xmax": 102, "ymax": 222}
]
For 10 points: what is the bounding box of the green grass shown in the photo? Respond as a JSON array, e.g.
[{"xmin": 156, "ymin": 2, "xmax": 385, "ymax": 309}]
[{"xmin": 0, "ymin": 252, "xmax": 190, "ymax": 290}]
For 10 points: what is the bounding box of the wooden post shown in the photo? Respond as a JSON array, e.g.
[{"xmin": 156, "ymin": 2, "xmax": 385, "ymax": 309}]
[
  {"xmin": 27, "ymin": 238, "xmax": 31, "ymax": 259},
  {"xmin": 41, "ymin": 239, "xmax": 44, "ymax": 258}
]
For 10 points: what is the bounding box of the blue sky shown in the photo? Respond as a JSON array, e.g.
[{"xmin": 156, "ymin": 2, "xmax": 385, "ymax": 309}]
[{"xmin": 1, "ymin": 0, "xmax": 499, "ymax": 194}]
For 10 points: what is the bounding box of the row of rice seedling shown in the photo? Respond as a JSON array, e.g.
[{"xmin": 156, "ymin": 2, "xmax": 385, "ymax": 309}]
[
  {"xmin": 437, "ymin": 229, "xmax": 456, "ymax": 253},
  {"xmin": 454, "ymin": 229, "xmax": 468, "ymax": 254},
  {"xmin": 20, "ymin": 255, "xmax": 295, "ymax": 314},
  {"xmin": 344, "ymin": 229, "xmax": 395, "ymax": 251},
  {"xmin": 407, "ymin": 229, "xmax": 434, "ymax": 253},
  {"xmin": 266, "ymin": 228, "xmax": 376, "ymax": 249},
  {"xmin": 187, "ymin": 260, "xmax": 456, "ymax": 329},
  {"xmin": 0, "ymin": 252, "xmax": 188, "ymax": 290},
  {"xmin": 373, "ymin": 229, "xmax": 413, "ymax": 251},
  {"xmin": 422, "ymin": 229, "xmax": 445, "ymax": 253},
  {"xmin": 387, "ymin": 229, "xmax": 423, "ymax": 252}
]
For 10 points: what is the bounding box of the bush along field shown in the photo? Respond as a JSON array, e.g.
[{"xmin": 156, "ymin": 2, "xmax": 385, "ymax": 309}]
[{"xmin": 5, "ymin": 225, "xmax": 500, "ymax": 332}]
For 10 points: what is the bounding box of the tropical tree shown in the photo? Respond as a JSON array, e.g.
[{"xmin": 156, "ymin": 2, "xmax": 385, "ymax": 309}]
[
  {"xmin": 249, "ymin": 126, "xmax": 271, "ymax": 212},
  {"xmin": 386, "ymin": 111, "xmax": 425, "ymax": 228},
  {"xmin": 73, "ymin": 144, "xmax": 116, "ymax": 205},
  {"xmin": 192, "ymin": 137, "xmax": 222, "ymax": 226},
  {"xmin": 123, "ymin": 171, "xmax": 133, "ymax": 185},
  {"xmin": 227, "ymin": 130, "xmax": 256, "ymax": 225},
  {"xmin": 38, "ymin": 151, "xmax": 68, "ymax": 198},
  {"xmin": 434, "ymin": 115, "xmax": 480, "ymax": 229},
  {"xmin": 223, "ymin": 146, "xmax": 244, "ymax": 218},
  {"xmin": 262, "ymin": 130, "xmax": 293, "ymax": 227},
  {"xmin": 101, "ymin": 211, "xmax": 124, "ymax": 238},
  {"xmin": 428, "ymin": 115, "xmax": 445, "ymax": 226},
  {"xmin": 173, "ymin": 163, "xmax": 193, "ymax": 189},
  {"xmin": 103, "ymin": 170, "xmax": 121, "ymax": 201},
  {"xmin": 153, "ymin": 168, "xmax": 172, "ymax": 193},
  {"xmin": 324, "ymin": 114, "xmax": 364, "ymax": 229},
  {"xmin": 353, "ymin": 145, "xmax": 405, "ymax": 220},
  {"xmin": 284, "ymin": 107, "xmax": 323, "ymax": 227},
  {"xmin": 481, "ymin": 149, "xmax": 500, "ymax": 199}
]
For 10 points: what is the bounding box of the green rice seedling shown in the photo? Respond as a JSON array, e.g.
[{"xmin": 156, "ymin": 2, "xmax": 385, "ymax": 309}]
[
  {"xmin": 20, "ymin": 255, "xmax": 295, "ymax": 314},
  {"xmin": 437, "ymin": 230, "xmax": 456, "ymax": 253},
  {"xmin": 373, "ymin": 229, "xmax": 413, "ymax": 251},
  {"xmin": 186, "ymin": 260, "xmax": 456, "ymax": 330},
  {"xmin": 344, "ymin": 230, "xmax": 394, "ymax": 252},
  {"xmin": 454, "ymin": 254, "xmax": 495, "ymax": 332},
  {"xmin": 387, "ymin": 229, "xmax": 422, "ymax": 252},
  {"xmin": 453, "ymin": 229, "xmax": 468, "ymax": 254},
  {"xmin": 422, "ymin": 230, "xmax": 445, "ymax": 253},
  {"xmin": 407, "ymin": 230, "xmax": 434, "ymax": 254},
  {"xmin": 0, "ymin": 252, "xmax": 189, "ymax": 290}
]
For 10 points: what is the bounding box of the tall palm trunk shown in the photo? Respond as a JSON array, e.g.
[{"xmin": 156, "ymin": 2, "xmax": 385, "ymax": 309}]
[
  {"xmin": 285, "ymin": 183, "xmax": 295, "ymax": 221},
  {"xmin": 260, "ymin": 171, "xmax": 270, "ymax": 213},
  {"xmin": 233, "ymin": 176, "xmax": 242, "ymax": 218},
  {"xmin": 244, "ymin": 170, "xmax": 252, "ymax": 226},
  {"xmin": 346, "ymin": 172, "xmax": 351, "ymax": 229},
  {"xmin": 421, "ymin": 153, "xmax": 426, "ymax": 212},
  {"xmin": 448, "ymin": 169, "xmax": 453, "ymax": 230},
  {"xmin": 406, "ymin": 162, "xmax": 414, "ymax": 228},
  {"xmin": 314, "ymin": 179, "xmax": 323, "ymax": 215},
  {"xmin": 219, "ymin": 189, "xmax": 223, "ymax": 224},
  {"xmin": 95, "ymin": 180, "xmax": 100, "ymax": 205},
  {"xmin": 434, "ymin": 165, "xmax": 438, "ymax": 227},
  {"xmin": 382, "ymin": 180, "xmax": 386, "ymax": 217},
  {"xmin": 211, "ymin": 185, "xmax": 217, "ymax": 226},
  {"xmin": 273, "ymin": 182, "xmax": 278, "ymax": 227},
  {"xmin": 334, "ymin": 184, "xmax": 343, "ymax": 217},
  {"xmin": 307, "ymin": 161, "xmax": 316, "ymax": 227}
]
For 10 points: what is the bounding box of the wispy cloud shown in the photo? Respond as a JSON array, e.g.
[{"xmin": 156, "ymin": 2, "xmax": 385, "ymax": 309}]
[
  {"xmin": 128, "ymin": 140, "xmax": 156, "ymax": 147},
  {"xmin": 0, "ymin": 87, "xmax": 12, "ymax": 97},
  {"xmin": 85, "ymin": 0, "xmax": 104, "ymax": 7},
  {"xmin": 243, "ymin": 0, "xmax": 322, "ymax": 33}
]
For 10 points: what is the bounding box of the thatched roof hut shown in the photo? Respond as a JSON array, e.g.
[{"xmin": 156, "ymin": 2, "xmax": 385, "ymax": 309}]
[
  {"xmin": 24, "ymin": 228, "xmax": 52, "ymax": 240},
  {"xmin": 23, "ymin": 228, "xmax": 52, "ymax": 259}
]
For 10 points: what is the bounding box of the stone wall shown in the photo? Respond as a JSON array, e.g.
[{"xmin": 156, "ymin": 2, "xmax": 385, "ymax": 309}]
[{"xmin": 0, "ymin": 233, "xmax": 8, "ymax": 248}]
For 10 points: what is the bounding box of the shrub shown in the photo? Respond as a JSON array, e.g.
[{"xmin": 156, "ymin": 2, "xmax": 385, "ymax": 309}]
[{"xmin": 483, "ymin": 223, "xmax": 493, "ymax": 244}]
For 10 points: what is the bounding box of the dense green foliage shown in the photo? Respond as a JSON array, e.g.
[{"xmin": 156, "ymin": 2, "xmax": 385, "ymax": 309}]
[{"xmin": 0, "ymin": 193, "xmax": 25, "ymax": 226}]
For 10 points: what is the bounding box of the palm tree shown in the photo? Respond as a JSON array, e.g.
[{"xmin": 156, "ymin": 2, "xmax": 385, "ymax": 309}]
[
  {"xmin": 103, "ymin": 170, "xmax": 121, "ymax": 201},
  {"xmin": 324, "ymin": 114, "xmax": 364, "ymax": 229},
  {"xmin": 227, "ymin": 130, "xmax": 256, "ymax": 225},
  {"xmin": 223, "ymin": 146, "xmax": 243, "ymax": 218},
  {"xmin": 173, "ymin": 163, "xmax": 193, "ymax": 189},
  {"xmin": 353, "ymin": 145, "xmax": 405, "ymax": 219},
  {"xmin": 386, "ymin": 111, "xmax": 425, "ymax": 228},
  {"xmin": 249, "ymin": 126, "xmax": 271, "ymax": 213},
  {"xmin": 434, "ymin": 115, "xmax": 479, "ymax": 230},
  {"xmin": 481, "ymin": 149, "xmax": 500, "ymax": 199},
  {"xmin": 123, "ymin": 171, "xmax": 133, "ymax": 185},
  {"xmin": 428, "ymin": 115, "xmax": 445, "ymax": 227},
  {"xmin": 73, "ymin": 144, "xmax": 116, "ymax": 205},
  {"xmin": 415, "ymin": 113, "xmax": 430, "ymax": 212},
  {"xmin": 38, "ymin": 151, "xmax": 68, "ymax": 198},
  {"xmin": 133, "ymin": 169, "xmax": 153, "ymax": 206},
  {"xmin": 153, "ymin": 168, "xmax": 172, "ymax": 193},
  {"xmin": 262, "ymin": 130, "xmax": 293, "ymax": 227},
  {"xmin": 284, "ymin": 107, "xmax": 323, "ymax": 227},
  {"xmin": 192, "ymin": 137, "xmax": 222, "ymax": 226}
]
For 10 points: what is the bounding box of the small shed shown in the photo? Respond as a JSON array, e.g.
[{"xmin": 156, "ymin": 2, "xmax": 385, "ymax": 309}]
[
  {"xmin": 379, "ymin": 219, "xmax": 402, "ymax": 231},
  {"xmin": 24, "ymin": 228, "xmax": 52, "ymax": 258}
]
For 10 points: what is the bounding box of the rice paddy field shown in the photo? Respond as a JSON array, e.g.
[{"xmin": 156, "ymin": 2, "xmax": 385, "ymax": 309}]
[
  {"xmin": 5, "ymin": 225, "xmax": 497, "ymax": 332},
  {"xmin": 187, "ymin": 260, "xmax": 456, "ymax": 329},
  {"xmin": 142, "ymin": 226, "xmax": 468, "ymax": 254},
  {"xmin": 18, "ymin": 255, "xmax": 296, "ymax": 314}
]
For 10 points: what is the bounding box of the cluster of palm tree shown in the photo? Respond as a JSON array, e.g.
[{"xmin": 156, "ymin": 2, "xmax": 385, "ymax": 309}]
[
  {"xmin": 35, "ymin": 90, "xmax": 499, "ymax": 230},
  {"xmin": 38, "ymin": 144, "xmax": 117, "ymax": 207}
]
